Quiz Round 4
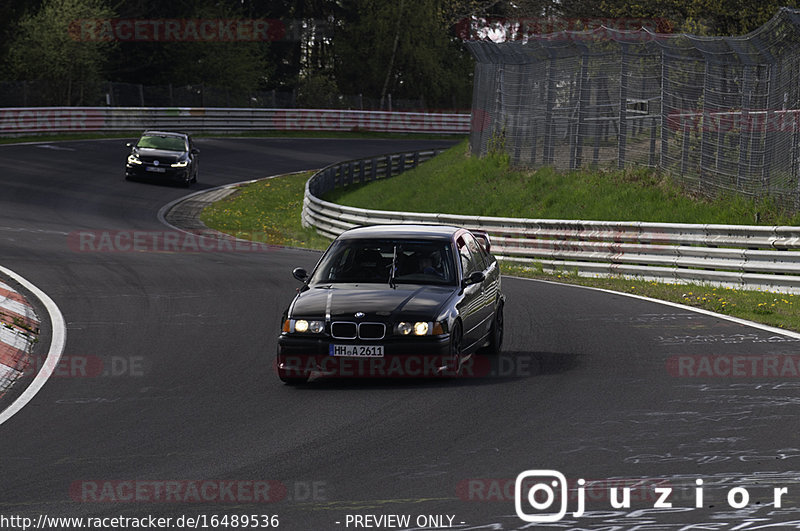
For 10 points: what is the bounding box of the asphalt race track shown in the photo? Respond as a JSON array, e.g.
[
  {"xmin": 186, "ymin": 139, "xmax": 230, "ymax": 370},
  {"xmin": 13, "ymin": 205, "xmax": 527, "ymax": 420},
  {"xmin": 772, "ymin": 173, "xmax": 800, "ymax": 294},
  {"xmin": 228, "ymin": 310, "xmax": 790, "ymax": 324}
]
[{"xmin": 2, "ymin": 137, "xmax": 800, "ymax": 530}]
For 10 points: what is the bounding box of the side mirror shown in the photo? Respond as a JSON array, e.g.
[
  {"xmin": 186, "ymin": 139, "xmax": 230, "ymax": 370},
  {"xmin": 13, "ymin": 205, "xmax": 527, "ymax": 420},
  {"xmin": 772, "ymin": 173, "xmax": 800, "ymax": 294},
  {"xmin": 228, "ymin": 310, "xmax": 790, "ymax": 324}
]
[
  {"xmin": 292, "ymin": 267, "xmax": 309, "ymax": 282},
  {"xmin": 461, "ymin": 271, "xmax": 485, "ymax": 288},
  {"xmin": 191, "ymin": 148, "xmax": 200, "ymax": 155},
  {"xmin": 126, "ymin": 142, "xmax": 133, "ymax": 148}
]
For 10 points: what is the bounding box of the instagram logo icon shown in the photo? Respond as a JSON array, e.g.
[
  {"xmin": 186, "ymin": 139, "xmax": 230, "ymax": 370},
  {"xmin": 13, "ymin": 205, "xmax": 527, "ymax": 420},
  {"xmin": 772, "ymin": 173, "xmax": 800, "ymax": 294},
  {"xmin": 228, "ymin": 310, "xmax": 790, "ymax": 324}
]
[{"xmin": 515, "ymin": 470, "xmax": 569, "ymax": 522}]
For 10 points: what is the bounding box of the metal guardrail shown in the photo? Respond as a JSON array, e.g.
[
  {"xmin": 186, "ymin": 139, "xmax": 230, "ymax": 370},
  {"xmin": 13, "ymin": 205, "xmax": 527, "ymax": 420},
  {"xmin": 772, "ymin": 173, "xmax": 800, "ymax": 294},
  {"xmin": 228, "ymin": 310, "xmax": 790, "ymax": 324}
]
[
  {"xmin": 0, "ymin": 107, "xmax": 470, "ymax": 136},
  {"xmin": 302, "ymin": 150, "xmax": 800, "ymax": 293}
]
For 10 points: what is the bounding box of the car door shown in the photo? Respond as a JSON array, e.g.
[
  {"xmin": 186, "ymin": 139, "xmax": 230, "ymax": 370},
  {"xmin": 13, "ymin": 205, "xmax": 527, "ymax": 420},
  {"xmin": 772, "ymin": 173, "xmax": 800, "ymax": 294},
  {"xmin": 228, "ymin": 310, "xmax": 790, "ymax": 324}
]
[
  {"xmin": 470, "ymin": 232, "xmax": 501, "ymax": 315},
  {"xmin": 456, "ymin": 233, "xmax": 487, "ymax": 351},
  {"xmin": 462, "ymin": 232, "xmax": 495, "ymax": 341},
  {"xmin": 188, "ymin": 136, "xmax": 199, "ymax": 176}
]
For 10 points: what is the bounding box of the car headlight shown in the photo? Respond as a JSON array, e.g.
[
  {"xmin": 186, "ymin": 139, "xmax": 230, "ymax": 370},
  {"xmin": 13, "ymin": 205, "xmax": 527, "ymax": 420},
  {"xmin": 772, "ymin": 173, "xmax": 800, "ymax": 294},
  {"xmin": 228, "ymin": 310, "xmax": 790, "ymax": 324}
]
[
  {"xmin": 171, "ymin": 159, "xmax": 189, "ymax": 168},
  {"xmin": 283, "ymin": 319, "xmax": 325, "ymax": 334},
  {"xmin": 394, "ymin": 321, "xmax": 445, "ymax": 336},
  {"xmin": 127, "ymin": 154, "xmax": 142, "ymax": 165}
]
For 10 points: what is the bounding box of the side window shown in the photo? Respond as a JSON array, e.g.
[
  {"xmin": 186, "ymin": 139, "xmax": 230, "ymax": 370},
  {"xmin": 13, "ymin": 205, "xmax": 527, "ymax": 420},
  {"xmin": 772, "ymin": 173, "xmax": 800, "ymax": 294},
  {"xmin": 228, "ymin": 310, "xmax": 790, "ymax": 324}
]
[
  {"xmin": 463, "ymin": 233, "xmax": 488, "ymax": 271},
  {"xmin": 456, "ymin": 237, "xmax": 473, "ymax": 276},
  {"xmin": 457, "ymin": 234, "xmax": 485, "ymax": 277}
]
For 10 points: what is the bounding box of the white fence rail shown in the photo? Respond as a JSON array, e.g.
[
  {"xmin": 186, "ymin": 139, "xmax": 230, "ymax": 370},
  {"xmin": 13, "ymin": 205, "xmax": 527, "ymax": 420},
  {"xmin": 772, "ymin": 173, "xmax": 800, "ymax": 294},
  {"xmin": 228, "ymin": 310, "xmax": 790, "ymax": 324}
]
[
  {"xmin": 0, "ymin": 107, "xmax": 470, "ymax": 136},
  {"xmin": 302, "ymin": 150, "xmax": 800, "ymax": 293}
]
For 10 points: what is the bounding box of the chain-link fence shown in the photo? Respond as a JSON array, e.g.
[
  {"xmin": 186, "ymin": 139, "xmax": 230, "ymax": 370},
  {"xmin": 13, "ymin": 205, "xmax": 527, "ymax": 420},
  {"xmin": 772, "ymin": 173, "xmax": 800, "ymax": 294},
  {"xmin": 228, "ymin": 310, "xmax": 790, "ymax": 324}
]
[{"xmin": 466, "ymin": 8, "xmax": 800, "ymax": 211}]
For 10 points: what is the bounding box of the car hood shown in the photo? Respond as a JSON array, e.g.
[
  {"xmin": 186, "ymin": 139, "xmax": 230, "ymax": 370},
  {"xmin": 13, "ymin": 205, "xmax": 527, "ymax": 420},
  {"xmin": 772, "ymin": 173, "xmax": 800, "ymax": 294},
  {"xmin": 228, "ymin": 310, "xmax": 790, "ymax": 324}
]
[
  {"xmin": 135, "ymin": 148, "xmax": 184, "ymax": 162},
  {"xmin": 290, "ymin": 284, "xmax": 456, "ymax": 320}
]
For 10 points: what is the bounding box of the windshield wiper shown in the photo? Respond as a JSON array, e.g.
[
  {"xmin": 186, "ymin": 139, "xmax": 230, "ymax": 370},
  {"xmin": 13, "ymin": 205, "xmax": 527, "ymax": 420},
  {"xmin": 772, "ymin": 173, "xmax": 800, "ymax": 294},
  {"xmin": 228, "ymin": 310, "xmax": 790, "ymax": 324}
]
[{"xmin": 389, "ymin": 245, "xmax": 398, "ymax": 289}]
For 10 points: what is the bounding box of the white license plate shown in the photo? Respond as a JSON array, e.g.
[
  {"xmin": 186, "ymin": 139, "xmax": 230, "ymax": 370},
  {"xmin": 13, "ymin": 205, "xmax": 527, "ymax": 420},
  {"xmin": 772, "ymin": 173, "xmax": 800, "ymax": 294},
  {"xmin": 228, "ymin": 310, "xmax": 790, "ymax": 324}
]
[
  {"xmin": 329, "ymin": 344, "xmax": 384, "ymax": 357},
  {"xmin": 146, "ymin": 166, "xmax": 166, "ymax": 173}
]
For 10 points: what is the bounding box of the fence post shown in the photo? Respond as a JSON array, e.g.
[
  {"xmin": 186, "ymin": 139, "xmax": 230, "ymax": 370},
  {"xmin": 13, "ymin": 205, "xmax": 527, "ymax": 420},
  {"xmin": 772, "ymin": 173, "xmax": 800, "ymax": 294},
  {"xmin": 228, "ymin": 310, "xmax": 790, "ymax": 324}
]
[
  {"xmin": 574, "ymin": 51, "xmax": 589, "ymax": 168},
  {"xmin": 544, "ymin": 57, "xmax": 556, "ymax": 165},
  {"xmin": 513, "ymin": 65, "xmax": 527, "ymax": 165},
  {"xmin": 681, "ymin": 122, "xmax": 691, "ymax": 176},
  {"xmin": 660, "ymin": 59, "xmax": 669, "ymax": 166},
  {"xmin": 617, "ymin": 46, "xmax": 628, "ymax": 169},
  {"xmin": 737, "ymin": 66, "xmax": 754, "ymax": 192},
  {"xmin": 762, "ymin": 63, "xmax": 780, "ymax": 198},
  {"xmin": 699, "ymin": 61, "xmax": 713, "ymax": 195},
  {"xmin": 649, "ymin": 115, "xmax": 658, "ymax": 167}
]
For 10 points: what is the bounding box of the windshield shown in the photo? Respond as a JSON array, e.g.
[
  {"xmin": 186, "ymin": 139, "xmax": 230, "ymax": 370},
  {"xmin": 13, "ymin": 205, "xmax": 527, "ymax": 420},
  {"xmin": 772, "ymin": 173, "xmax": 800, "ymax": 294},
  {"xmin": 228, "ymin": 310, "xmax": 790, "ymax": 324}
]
[
  {"xmin": 310, "ymin": 238, "xmax": 456, "ymax": 285},
  {"xmin": 136, "ymin": 135, "xmax": 187, "ymax": 152}
]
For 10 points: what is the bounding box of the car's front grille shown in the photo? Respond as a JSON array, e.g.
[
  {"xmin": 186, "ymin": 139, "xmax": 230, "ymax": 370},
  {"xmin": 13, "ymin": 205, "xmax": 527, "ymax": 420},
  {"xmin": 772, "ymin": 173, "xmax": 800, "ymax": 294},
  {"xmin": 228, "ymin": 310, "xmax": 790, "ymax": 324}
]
[
  {"xmin": 358, "ymin": 323, "xmax": 386, "ymax": 340},
  {"xmin": 330, "ymin": 321, "xmax": 386, "ymax": 340},
  {"xmin": 330, "ymin": 322, "xmax": 357, "ymax": 339}
]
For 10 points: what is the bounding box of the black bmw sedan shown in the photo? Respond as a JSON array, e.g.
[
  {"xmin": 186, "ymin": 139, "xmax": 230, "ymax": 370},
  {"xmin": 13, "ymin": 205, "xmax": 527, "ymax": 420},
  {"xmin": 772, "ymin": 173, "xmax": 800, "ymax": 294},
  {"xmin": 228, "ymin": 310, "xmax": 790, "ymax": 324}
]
[
  {"xmin": 125, "ymin": 130, "xmax": 199, "ymax": 186},
  {"xmin": 276, "ymin": 224, "xmax": 504, "ymax": 384}
]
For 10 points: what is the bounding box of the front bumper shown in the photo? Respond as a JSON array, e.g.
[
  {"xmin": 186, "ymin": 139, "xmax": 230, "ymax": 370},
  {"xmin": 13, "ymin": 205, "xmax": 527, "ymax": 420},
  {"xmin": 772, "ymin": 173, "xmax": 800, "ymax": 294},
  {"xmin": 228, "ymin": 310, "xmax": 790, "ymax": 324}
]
[
  {"xmin": 276, "ymin": 334, "xmax": 453, "ymax": 378},
  {"xmin": 126, "ymin": 163, "xmax": 190, "ymax": 183}
]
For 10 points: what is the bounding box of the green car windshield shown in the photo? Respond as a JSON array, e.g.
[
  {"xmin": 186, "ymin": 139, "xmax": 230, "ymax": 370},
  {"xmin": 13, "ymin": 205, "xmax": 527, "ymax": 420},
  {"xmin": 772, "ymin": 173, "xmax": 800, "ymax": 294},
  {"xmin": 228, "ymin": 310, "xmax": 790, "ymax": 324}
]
[
  {"xmin": 311, "ymin": 239, "xmax": 457, "ymax": 285},
  {"xmin": 137, "ymin": 135, "xmax": 187, "ymax": 152}
]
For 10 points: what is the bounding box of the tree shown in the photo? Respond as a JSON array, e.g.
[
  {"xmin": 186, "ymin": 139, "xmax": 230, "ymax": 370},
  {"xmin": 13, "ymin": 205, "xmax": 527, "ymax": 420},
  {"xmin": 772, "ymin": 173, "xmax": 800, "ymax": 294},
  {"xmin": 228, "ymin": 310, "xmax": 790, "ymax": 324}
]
[
  {"xmin": 5, "ymin": 0, "xmax": 115, "ymax": 105},
  {"xmin": 596, "ymin": 0, "xmax": 800, "ymax": 36},
  {"xmin": 106, "ymin": 0, "xmax": 271, "ymax": 96},
  {"xmin": 335, "ymin": 0, "xmax": 474, "ymax": 109}
]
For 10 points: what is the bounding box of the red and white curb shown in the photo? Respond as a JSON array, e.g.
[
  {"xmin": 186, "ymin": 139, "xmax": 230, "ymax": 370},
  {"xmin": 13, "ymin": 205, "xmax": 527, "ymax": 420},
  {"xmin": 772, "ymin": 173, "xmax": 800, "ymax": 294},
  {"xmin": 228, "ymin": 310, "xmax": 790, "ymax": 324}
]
[
  {"xmin": 0, "ymin": 279, "xmax": 39, "ymax": 396},
  {"xmin": 0, "ymin": 266, "xmax": 66, "ymax": 426}
]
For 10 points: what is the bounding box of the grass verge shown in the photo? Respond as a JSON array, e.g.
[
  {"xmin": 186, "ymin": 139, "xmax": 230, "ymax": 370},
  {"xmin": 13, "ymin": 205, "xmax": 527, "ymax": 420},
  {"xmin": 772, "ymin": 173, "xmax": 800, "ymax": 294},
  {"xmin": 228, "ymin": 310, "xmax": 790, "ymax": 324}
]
[
  {"xmin": 502, "ymin": 262, "xmax": 800, "ymax": 332},
  {"xmin": 199, "ymin": 171, "xmax": 331, "ymax": 250},
  {"xmin": 201, "ymin": 168, "xmax": 800, "ymax": 333},
  {"xmin": 326, "ymin": 140, "xmax": 800, "ymax": 225}
]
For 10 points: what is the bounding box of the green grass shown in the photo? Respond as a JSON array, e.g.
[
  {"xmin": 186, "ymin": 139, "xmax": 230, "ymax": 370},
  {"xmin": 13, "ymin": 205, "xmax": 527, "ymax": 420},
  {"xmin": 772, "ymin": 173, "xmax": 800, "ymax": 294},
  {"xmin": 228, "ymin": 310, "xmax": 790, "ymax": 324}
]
[
  {"xmin": 502, "ymin": 262, "xmax": 800, "ymax": 332},
  {"xmin": 200, "ymin": 148, "xmax": 800, "ymax": 332},
  {"xmin": 199, "ymin": 171, "xmax": 331, "ymax": 249},
  {"xmin": 201, "ymin": 168, "xmax": 800, "ymax": 332},
  {"xmin": 326, "ymin": 140, "xmax": 800, "ymax": 225}
]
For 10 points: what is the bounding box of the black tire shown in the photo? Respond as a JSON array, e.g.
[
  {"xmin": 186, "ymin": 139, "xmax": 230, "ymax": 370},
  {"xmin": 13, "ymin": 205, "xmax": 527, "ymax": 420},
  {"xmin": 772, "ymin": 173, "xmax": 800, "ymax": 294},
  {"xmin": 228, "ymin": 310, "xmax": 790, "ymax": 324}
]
[
  {"xmin": 280, "ymin": 376, "xmax": 308, "ymax": 386},
  {"xmin": 483, "ymin": 302, "xmax": 504, "ymax": 356},
  {"xmin": 446, "ymin": 321, "xmax": 463, "ymax": 377}
]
